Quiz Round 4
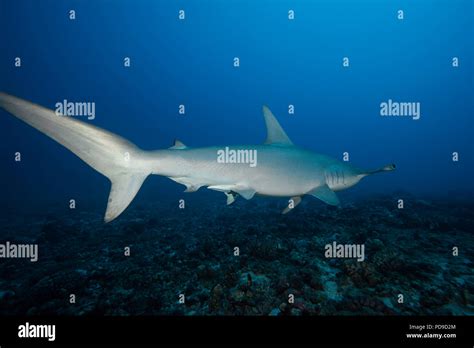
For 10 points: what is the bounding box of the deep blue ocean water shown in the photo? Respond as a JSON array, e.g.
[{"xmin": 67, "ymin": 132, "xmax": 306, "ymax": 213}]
[
  {"xmin": 0, "ymin": 1, "xmax": 472, "ymax": 317},
  {"xmin": 1, "ymin": 0, "xmax": 473, "ymax": 211}
]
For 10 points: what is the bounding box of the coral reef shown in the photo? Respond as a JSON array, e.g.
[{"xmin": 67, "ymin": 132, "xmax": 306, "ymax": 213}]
[{"xmin": 0, "ymin": 194, "xmax": 472, "ymax": 316}]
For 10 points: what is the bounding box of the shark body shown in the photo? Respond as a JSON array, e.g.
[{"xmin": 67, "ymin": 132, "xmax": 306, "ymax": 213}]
[{"xmin": 0, "ymin": 93, "xmax": 395, "ymax": 222}]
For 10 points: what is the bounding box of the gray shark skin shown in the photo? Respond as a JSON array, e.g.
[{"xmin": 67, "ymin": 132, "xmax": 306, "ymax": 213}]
[{"xmin": 0, "ymin": 93, "xmax": 395, "ymax": 222}]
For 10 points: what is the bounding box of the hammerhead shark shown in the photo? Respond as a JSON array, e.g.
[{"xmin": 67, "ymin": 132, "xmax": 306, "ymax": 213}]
[{"xmin": 0, "ymin": 92, "xmax": 395, "ymax": 222}]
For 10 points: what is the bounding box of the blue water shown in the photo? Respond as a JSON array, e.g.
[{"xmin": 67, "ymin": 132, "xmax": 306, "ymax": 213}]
[
  {"xmin": 0, "ymin": 0, "xmax": 472, "ymax": 208},
  {"xmin": 0, "ymin": 0, "xmax": 473, "ymax": 317}
]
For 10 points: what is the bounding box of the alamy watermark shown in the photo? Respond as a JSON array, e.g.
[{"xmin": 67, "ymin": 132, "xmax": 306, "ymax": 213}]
[
  {"xmin": 380, "ymin": 99, "xmax": 420, "ymax": 120},
  {"xmin": 217, "ymin": 147, "xmax": 258, "ymax": 167},
  {"xmin": 18, "ymin": 322, "xmax": 55, "ymax": 341},
  {"xmin": 325, "ymin": 241, "xmax": 365, "ymax": 262},
  {"xmin": 55, "ymin": 99, "xmax": 96, "ymax": 120},
  {"xmin": 0, "ymin": 241, "xmax": 38, "ymax": 262}
]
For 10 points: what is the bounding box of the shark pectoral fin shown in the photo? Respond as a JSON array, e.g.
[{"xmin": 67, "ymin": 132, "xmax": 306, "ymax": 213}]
[
  {"xmin": 105, "ymin": 173, "xmax": 148, "ymax": 223},
  {"xmin": 282, "ymin": 196, "xmax": 302, "ymax": 214},
  {"xmin": 169, "ymin": 139, "xmax": 187, "ymax": 150},
  {"xmin": 225, "ymin": 192, "xmax": 237, "ymax": 205},
  {"xmin": 234, "ymin": 188, "xmax": 256, "ymax": 200},
  {"xmin": 308, "ymin": 185, "xmax": 340, "ymax": 206},
  {"xmin": 262, "ymin": 106, "xmax": 293, "ymax": 146}
]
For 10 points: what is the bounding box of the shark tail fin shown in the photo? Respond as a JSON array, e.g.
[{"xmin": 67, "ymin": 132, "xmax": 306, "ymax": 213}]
[
  {"xmin": 105, "ymin": 173, "xmax": 148, "ymax": 222},
  {"xmin": 0, "ymin": 92, "xmax": 151, "ymax": 222}
]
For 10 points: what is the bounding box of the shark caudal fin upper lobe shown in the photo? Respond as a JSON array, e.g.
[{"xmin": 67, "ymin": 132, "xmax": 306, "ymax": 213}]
[{"xmin": 0, "ymin": 92, "xmax": 151, "ymax": 222}]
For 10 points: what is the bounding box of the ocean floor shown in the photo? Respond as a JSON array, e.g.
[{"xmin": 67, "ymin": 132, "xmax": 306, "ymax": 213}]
[{"xmin": 0, "ymin": 193, "xmax": 472, "ymax": 316}]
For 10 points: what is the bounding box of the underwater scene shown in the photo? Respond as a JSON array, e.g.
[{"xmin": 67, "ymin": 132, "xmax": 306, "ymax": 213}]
[{"xmin": 0, "ymin": 0, "xmax": 473, "ymax": 318}]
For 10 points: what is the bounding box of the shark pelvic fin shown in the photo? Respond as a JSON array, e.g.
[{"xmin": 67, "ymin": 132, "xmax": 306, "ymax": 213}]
[
  {"xmin": 169, "ymin": 139, "xmax": 187, "ymax": 150},
  {"xmin": 308, "ymin": 184, "xmax": 340, "ymax": 206},
  {"xmin": 234, "ymin": 188, "xmax": 256, "ymax": 200},
  {"xmin": 207, "ymin": 184, "xmax": 235, "ymax": 192},
  {"xmin": 183, "ymin": 183, "xmax": 201, "ymax": 192},
  {"xmin": 262, "ymin": 105, "xmax": 293, "ymax": 146},
  {"xmin": 208, "ymin": 184, "xmax": 255, "ymax": 200},
  {"xmin": 225, "ymin": 192, "xmax": 237, "ymax": 205},
  {"xmin": 282, "ymin": 196, "xmax": 302, "ymax": 214}
]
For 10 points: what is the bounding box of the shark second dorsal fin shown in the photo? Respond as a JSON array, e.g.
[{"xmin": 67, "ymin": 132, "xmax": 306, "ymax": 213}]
[
  {"xmin": 262, "ymin": 105, "xmax": 293, "ymax": 146},
  {"xmin": 169, "ymin": 139, "xmax": 187, "ymax": 150}
]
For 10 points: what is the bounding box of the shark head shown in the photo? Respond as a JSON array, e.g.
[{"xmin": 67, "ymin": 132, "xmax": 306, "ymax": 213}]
[
  {"xmin": 324, "ymin": 163, "xmax": 364, "ymax": 191},
  {"xmin": 324, "ymin": 163, "xmax": 396, "ymax": 192}
]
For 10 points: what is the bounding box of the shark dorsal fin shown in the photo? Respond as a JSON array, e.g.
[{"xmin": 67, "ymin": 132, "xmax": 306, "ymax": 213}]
[
  {"xmin": 169, "ymin": 139, "xmax": 187, "ymax": 150},
  {"xmin": 262, "ymin": 106, "xmax": 293, "ymax": 146}
]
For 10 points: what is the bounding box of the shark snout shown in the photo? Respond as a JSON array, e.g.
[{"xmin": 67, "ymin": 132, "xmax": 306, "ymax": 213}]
[{"xmin": 374, "ymin": 163, "xmax": 396, "ymax": 173}]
